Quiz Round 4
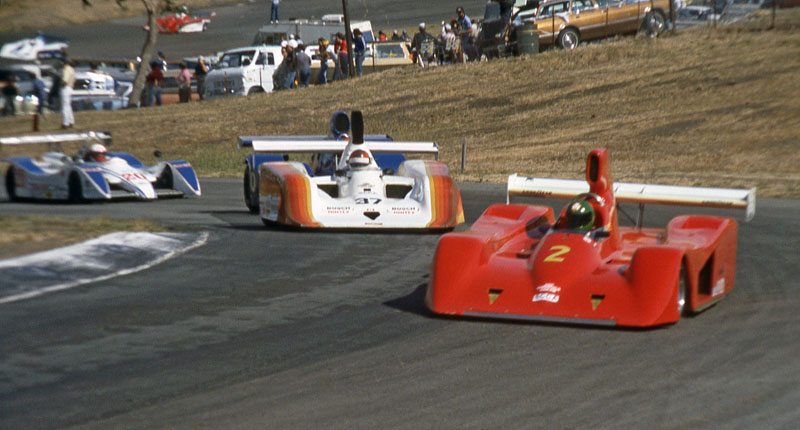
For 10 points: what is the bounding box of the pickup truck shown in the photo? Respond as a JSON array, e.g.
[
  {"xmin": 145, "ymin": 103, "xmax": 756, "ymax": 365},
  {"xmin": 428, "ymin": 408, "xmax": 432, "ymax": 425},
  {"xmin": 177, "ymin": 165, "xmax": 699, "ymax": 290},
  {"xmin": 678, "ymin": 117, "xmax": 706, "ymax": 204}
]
[{"xmin": 204, "ymin": 45, "xmax": 284, "ymax": 98}]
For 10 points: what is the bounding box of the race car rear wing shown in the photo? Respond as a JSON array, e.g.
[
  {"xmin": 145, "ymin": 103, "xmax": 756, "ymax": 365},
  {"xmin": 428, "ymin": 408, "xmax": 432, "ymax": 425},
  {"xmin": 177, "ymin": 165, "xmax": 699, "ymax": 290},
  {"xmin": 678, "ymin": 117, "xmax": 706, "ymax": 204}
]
[
  {"xmin": 238, "ymin": 134, "xmax": 393, "ymax": 149},
  {"xmin": 0, "ymin": 131, "xmax": 112, "ymax": 148},
  {"xmin": 238, "ymin": 137, "xmax": 439, "ymax": 159},
  {"xmin": 507, "ymin": 174, "xmax": 756, "ymax": 222}
]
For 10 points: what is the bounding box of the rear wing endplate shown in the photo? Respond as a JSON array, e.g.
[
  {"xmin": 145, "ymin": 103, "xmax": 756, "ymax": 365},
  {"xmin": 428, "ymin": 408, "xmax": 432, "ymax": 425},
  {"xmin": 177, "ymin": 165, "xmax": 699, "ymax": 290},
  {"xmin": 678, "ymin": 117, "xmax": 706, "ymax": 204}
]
[{"xmin": 507, "ymin": 174, "xmax": 756, "ymax": 222}]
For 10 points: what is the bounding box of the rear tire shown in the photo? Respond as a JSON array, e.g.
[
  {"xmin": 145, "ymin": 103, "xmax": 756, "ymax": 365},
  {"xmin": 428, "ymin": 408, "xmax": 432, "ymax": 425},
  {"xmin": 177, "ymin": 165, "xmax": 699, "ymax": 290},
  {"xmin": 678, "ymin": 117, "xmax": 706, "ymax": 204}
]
[
  {"xmin": 243, "ymin": 166, "xmax": 259, "ymax": 214},
  {"xmin": 68, "ymin": 172, "xmax": 83, "ymax": 203},
  {"xmin": 5, "ymin": 167, "xmax": 18, "ymax": 201}
]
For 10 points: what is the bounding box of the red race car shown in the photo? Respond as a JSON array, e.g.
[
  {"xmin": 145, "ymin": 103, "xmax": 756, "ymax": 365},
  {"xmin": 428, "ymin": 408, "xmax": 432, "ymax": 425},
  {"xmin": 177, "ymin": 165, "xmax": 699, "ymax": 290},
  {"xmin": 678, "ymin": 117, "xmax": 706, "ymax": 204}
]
[
  {"xmin": 143, "ymin": 8, "xmax": 215, "ymax": 34},
  {"xmin": 426, "ymin": 148, "xmax": 755, "ymax": 327}
]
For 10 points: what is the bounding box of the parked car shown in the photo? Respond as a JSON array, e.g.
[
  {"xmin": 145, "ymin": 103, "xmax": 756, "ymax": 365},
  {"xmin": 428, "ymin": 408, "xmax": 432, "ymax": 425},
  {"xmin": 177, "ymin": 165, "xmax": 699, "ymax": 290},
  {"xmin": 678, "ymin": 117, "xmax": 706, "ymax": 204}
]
[
  {"xmin": 0, "ymin": 64, "xmax": 53, "ymax": 115},
  {"xmin": 528, "ymin": 0, "xmax": 670, "ymax": 50},
  {"xmin": 71, "ymin": 70, "xmax": 129, "ymax": 111}
]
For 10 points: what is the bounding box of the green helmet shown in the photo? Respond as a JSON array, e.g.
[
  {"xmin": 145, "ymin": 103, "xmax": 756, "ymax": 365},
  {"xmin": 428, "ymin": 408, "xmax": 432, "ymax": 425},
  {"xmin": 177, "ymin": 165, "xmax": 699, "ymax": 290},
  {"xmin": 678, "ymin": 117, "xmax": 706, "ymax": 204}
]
[{"xmin": 566, "ymin": 199, "xmax": 595, "ymax": 232}]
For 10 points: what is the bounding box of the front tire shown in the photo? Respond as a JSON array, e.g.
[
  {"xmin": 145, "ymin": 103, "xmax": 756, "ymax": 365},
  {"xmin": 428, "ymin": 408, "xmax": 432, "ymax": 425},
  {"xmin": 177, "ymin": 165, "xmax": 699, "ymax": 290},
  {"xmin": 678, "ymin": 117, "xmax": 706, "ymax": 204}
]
[
  {"xmin": 5, "ymin": 167, "xmax": 18, "ymax": 201},
  {"xmin": 558, "ymin": 28, "xmax": 580, "ymax": 50},
  {"xmin": 642, "ymin": 11, "xmax": 667, "ymax": 38},
  {"xmin": 243, "ymin": 166, "xmax": 259, "ymax": 214},
  {"xmin": 68, "ymin": 172, "xmax": 83, "ymax": 203}
]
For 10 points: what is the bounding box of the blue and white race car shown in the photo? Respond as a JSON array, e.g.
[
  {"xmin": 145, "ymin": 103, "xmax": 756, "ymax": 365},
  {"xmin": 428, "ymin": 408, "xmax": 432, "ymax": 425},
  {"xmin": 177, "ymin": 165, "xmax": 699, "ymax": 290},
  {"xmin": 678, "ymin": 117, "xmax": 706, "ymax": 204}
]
[{"xmin": 2, "ymin": 132, "xmax": 201, "ymax": 202}]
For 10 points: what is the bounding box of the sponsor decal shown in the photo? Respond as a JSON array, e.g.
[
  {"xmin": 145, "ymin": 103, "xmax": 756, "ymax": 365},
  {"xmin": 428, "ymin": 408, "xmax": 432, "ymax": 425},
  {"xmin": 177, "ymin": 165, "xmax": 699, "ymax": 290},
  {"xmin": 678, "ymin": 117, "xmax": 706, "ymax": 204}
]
[
  {"xmin": 712, "ymin": 278, "xmax": 725, "ymax": 297},
  {"xmin": 521, "ymin": 190, "xmax": 553, "ymax": 198},
  {"xmin": 533, "ymin": 283, "xmax": 561, "ymax": 303},
  {"xmin": 390, "ymin": 206, "xmax": 418, "ymax": 215},
  {"xmin": 326, "ymin": 205, "xmax": 352, "ymax": 214}
]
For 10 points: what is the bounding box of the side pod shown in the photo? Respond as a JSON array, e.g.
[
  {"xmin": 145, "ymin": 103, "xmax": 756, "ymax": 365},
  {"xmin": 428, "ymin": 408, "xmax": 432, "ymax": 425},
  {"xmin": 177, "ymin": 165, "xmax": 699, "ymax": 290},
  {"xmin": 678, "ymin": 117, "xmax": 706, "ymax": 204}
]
[{"xmin": 627, "ymin": 246, "xmax": 684, "ymax": 326}]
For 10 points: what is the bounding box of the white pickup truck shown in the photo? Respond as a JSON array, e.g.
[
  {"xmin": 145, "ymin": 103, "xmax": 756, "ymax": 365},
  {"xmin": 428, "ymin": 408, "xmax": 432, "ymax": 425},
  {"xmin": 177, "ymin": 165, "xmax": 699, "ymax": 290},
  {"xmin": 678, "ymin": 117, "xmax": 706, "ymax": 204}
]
[{"xmin": 204, "ymin": 45, "xmax": 284, "ymax": 98}]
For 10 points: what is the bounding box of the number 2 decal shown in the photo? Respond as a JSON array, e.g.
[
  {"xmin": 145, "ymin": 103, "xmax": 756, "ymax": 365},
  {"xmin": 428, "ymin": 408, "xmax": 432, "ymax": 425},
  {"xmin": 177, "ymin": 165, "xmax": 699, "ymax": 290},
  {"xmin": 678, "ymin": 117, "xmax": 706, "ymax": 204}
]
[{"xmin": 543, "ymin": 245, "xmax": 570, "ymax": 262}]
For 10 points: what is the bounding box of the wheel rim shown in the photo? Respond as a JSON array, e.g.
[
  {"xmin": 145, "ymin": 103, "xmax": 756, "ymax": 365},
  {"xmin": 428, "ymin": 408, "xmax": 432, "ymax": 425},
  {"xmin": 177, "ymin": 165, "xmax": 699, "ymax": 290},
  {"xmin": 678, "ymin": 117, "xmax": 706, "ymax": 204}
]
[
  {"xmin": 562, "ymin": 32, "xmax": 578, "ymax": 50},
  {"xmin": 649, "ymin": 14, "xmax": 665, "ymax": 37}
]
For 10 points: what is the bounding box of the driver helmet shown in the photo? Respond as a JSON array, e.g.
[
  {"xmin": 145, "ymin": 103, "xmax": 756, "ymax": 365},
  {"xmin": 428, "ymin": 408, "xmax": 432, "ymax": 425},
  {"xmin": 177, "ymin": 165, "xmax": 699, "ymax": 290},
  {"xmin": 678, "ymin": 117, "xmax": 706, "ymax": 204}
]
[
  {"xmin": 347, "ymin": 149, "xmax": 372, "ymax": 168},
  {"xmin": 565, "ymin": 199, "xmax": 595, "ymax": 232},
  {"xmin": 87, "ymin": 143, "xmax": 108, "ymax": 162}
]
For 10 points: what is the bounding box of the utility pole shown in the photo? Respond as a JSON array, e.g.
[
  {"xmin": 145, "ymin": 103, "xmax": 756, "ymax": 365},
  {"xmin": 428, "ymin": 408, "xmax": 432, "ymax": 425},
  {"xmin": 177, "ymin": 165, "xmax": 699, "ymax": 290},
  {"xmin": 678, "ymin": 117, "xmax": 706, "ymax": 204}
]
[{"xmin": 342, "ymin": 0, "xmax": 355, "ymax": 77}]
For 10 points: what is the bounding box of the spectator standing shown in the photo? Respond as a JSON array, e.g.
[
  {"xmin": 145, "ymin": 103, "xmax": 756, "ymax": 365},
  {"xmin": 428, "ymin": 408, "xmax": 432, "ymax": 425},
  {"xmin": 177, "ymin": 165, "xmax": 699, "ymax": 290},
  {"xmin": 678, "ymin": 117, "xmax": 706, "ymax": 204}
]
[
  {"xmin": 273, "ymin": 40, "xmax": 289, "ymax": 90},
  {"xmin": 401, "ymin": 29, "xmax": 409, "ymax": 41},
  {"xmin": 296, "ymin": 44, "xmax": 311, "ymax": 87},
  {"xmin": 177, "ymin": 62, "xmax": 192, "ymax": 103},
  {"xmin": 270, "ymin": 0, "xmax": 280, "ymax": 23},
  {"xmin": 378, "ymin": 30, "xmax": 387, "ymax": 41},
  {"xmin": 60, "ymin": 59, "xmax": 75, "ymax": 128},
  {"xmin": 146, "ymin": 60, "xmax": 163, "ymax": 106},
  {"xmin": 353, "ymin": 28, "xmax": 366, "ymax": 77},
  {"xmin": 334, "ymin": 33, "xmax": 348, "ymax": 80},
  {"xmin": 2, "ymin": 75, "xmax": 18, "ymax": 116},
  {"xmin": 316, "ymin": 38, "xmax": 334, "ymax": 84},
  {"xmin": 456, "ymin": 6, "xmax": 473, "ymax": 62},
  {"xmin": 442, "ymin": 23, "xmax": 456, "ymax": 64},
  {"xmin": 47, "ymin": 69, "xmax": 61, "ymax": 111},
  {"xmin": 283, "ymin": 40, "xmax": 297, "ymax": 89},
  {"xmin": 391, "ymin": 29, "xmax": 400, "ymax": 40},
  {"xmin": 194, "ymin": 57, "xmax": 208, "ymax": 100},
  {"xmin": 32, "ymin": 74, "xmax": 46, "ymax": 114},
  {"xmin": 412, "ymin": 23, "xmax": 432, "ymax": 67}
]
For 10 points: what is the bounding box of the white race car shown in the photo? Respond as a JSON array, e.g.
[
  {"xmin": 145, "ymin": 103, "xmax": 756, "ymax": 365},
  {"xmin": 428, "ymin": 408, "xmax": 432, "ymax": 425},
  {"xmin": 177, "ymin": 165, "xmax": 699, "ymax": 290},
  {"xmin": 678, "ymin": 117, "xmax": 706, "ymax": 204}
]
[
  {"xmin": 239, "ymin": 111, "xmax": 464, "ymax": 230},
  {"xmin": 2, "ymin": 132, "xmax": 201, "ymax": 202}
]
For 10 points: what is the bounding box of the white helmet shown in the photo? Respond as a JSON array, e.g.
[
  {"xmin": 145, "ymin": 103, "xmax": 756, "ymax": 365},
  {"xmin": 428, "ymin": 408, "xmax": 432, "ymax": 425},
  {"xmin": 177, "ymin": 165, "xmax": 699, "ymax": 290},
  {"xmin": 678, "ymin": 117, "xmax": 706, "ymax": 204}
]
[{"xmin": 87, "ymin": 143, "xmax": 107, "ymax": 162}]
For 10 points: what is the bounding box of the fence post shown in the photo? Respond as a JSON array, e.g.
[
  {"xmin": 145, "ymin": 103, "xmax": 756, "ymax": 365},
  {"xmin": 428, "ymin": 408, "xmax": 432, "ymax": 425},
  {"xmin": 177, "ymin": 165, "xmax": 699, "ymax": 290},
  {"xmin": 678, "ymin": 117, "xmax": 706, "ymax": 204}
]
[{"xmin": 460, "ymin": 137, "xmax": 466, "ymax": 173}]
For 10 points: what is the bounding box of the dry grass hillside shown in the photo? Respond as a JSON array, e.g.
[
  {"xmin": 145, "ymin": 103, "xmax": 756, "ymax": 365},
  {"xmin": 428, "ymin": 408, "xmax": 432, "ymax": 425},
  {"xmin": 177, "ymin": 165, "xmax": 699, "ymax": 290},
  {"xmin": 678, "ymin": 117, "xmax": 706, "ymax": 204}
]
[
  {"xmin": 2, "ymin": 10, "xmax": 799, "ymax": 198},
  {"xmin": 0, "ymin": 0, "xmax": 237, "ymax": 33}
]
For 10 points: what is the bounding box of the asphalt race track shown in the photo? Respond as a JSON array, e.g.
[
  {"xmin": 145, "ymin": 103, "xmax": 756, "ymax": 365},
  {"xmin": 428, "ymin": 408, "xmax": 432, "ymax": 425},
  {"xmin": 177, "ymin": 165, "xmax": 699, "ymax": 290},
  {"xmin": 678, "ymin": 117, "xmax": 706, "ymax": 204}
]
[{"xmin": 1, "ymin": 178, "xmax": 799, "ymax": 429}]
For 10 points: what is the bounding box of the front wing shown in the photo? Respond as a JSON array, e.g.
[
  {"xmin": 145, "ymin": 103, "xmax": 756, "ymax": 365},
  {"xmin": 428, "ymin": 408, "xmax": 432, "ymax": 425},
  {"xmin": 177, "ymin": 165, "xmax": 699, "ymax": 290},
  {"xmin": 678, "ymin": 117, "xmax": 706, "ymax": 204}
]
[{"xmin": 258, "ymin": 160, "xmax": 463, "ymax": 229}]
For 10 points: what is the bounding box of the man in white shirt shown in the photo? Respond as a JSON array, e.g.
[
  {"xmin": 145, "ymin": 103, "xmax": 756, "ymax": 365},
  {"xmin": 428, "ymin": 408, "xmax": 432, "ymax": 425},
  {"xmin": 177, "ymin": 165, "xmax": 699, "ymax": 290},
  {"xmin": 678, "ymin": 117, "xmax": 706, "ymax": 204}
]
[{"xmin": 60, "ymin": 58, "xmax": 75, "ymax": 129}]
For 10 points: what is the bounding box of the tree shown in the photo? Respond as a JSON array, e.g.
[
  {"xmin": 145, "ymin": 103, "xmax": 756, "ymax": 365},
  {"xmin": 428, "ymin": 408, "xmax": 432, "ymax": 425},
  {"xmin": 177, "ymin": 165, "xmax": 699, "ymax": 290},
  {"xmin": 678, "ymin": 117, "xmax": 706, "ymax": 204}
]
[{"xmin": 86, "ymin": 0, "xmax": 170, "ymax": 107}]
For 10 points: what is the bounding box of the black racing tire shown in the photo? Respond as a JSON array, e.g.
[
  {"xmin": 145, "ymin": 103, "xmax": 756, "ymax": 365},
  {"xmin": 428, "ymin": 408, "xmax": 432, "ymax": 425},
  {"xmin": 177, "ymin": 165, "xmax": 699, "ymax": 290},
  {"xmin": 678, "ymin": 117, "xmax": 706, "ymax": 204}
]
[
  {"xmin": 557, "ymin": 28, "xmax": 580, "ymax": 50},
  {"xmin": 68, "ymin": 172, "xmax": 84, "ymax": 203},
  {"xmin": 678, "ymin": 263, "xmax": 690, "ymax": 317},
  {"xmin": 5, "ymin": 167, "xmax": 18, "ymax": 201},
  {"xmin": 243, "ymin": 165, "xmax": 259, "ymax": 214},
  {"xmin": 156, "ymin": 166, "xmax": 174, "ymax": 190},
  {"xmin": 642, "ymin": 11, "xmax": 667, "ymax": 38}
]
